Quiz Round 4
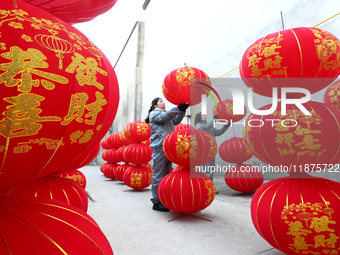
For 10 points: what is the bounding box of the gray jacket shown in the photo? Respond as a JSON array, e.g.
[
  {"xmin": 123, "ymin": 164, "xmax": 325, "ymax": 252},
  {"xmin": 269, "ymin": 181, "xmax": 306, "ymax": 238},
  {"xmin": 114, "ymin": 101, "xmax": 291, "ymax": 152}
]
[
  {"xmin": 195, "ymin": 120, "xmax": 228, "ymax": 138},
  {"xmin": 149, "ymin": 107, "xmax": 186, "ymax": 150}
]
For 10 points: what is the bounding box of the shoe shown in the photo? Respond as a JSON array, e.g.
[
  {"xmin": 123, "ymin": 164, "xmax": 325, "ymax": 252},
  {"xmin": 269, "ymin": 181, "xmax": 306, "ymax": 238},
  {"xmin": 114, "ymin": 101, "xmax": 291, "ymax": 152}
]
[
  {"xmin": 152, "ymin": 203, "xmax": 170, "ymax": 212},
  {"xmin": 216, "ymin": 190, "xmax": 219, "ymax": 194}
]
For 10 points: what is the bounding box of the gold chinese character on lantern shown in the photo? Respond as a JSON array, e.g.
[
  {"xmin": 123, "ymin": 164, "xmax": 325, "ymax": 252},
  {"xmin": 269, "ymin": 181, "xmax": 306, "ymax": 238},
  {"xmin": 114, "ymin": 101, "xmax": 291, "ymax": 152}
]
[
  {"xmin": 0, "ymin": 93, "xmax": 62, "ymax": 138},
  {"xmin": 0, "ymin": 46, "xmax": 68, "ymax": 92},
  {"xmin": 62, "ymin": 92, "xmax": 107, "ymax": 125},
  {"xmin": 65, "ymin": 52, "xmax": 107, "ymax": 90}
]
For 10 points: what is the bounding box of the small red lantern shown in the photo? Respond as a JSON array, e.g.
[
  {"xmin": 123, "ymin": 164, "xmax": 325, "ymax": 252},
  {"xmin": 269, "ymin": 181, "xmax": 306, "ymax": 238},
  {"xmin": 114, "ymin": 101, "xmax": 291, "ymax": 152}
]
[
  {"xmin": 102, "ymin": 148, "xmax": 120, "ymax": 163},
  {"xmin": 0, "ymin": 1, "xmax": 119, "ymax": 189},
  {"xmin": 251, "ymin": 174, "xmax": 340, "ymax": 255},
  {"xmin": 240, "ymin": 27, "xmax": 340, "ymax": 98},
  {"xmin": 106, "ymin": 133, "xmax": 120, "ymax": 148},
  {"xmin": 163, "ymin": 128, "xmax": 217, "ymax": 169},
  {"xmin": 212, "ymin": 99, "xmax": 247, "ymax": 123},
  {"xmin": 118, "ymin": 131, "xmax": 135, "ymax": 146},
  {"xmin": 103, "ymin": 163, "xmax": 119, "ymax": 180},
  {"xmin": 22, "ymin": 0, "xmax": 118, "ymax": 24},
  {"xmin": 324, "ymin": 80, "xmax": 340, "ymax": 109},
  {"xmin": 0, "ymin": 175, "xmax": 88, "ymax": 212},
  {"xmin": 115, "ymin": 163, "xmax": 133, "ymax": 182},
  {"xmin": 124, "ymin": 121, "xmax": 151, "ymax": 143},
  {"xmin": 224, "ymin": 164, "xmax": 263, "ymax": 193},
  {"xmin": 159, "ymin": 169, "xmax": 216, "ymax": 214},
  {"xmin": 219, "ymin": 137, "xmax": 253, "ymax": 164},
  {"xmin": 123, "ymin": 165, "xmax": 152, "ymax": 190},
  {"xmin": 162, "ymin": 67, "xmax": 211, "ymax": 106},
  {"xmin": 123, "ymin": 143, "xmax": 152, "ymax": 165},
  {"xmin": 100, "ymin": 163, "xmax": 109, "ymax": 173},
  {"xmin": 0, "ymin": 196, "xmax": 114, "ymax": 254},
  {"xmin": 101, "ymin": 139, "xmax": 111, "ymax": 150},
  {"xmin": 175, "ymin": 123, "xmax": 191, "ymax": 130},
  {"xmin": 54, "ymin": 169, "xmax": 87, "ymax": 189},
  {"xmin": 244, "ymin": 101, "xmax": 340, "ymax": 168}
]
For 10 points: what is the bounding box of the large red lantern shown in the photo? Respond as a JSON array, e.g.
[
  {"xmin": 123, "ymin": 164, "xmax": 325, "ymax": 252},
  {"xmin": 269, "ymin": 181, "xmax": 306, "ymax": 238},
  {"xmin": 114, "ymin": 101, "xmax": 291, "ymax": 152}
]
[
  {"xmin": 163, "ymin": 128, "xmax": 217, "ymax": 169},
  {"xmin": 123, "ymin": 143, "xmax": 152, "ymax": 165},
  {"xmin": 324, "ymin": 80, "xmax": 340, "ymax": 109},
  {"xmin": 212, "ymin": 99, "xmax": 247, "ymax": 123},
  {"xmin": 0, "ymin": 196, "xmax": 114, "ymax": 254},
  {"xmin": 159, "ymin": 169, "xmax": 216, "ymax": 214},
  {"xmin": 162, "ymin": 67, "xmax": 211, "ymax": 106},
  {"xmin": 219, "ymin": 137, "xmax": 253, "ymax": 164},
  {"xmin": 0, "ymin": 175, "xmax": 88, "ymax": 212},
  {"xmin": 22, "ymin": 0, "xmax": 118, "ymax": 24},
  {"xmin": 124, "ymin": 121, "xmax": 151, "ymax": 143},
  {"xmin": 240, "ymin": 27, "xmax": 340, "ymax": 98},
  {"xmin": 54, "ymin": 169, "xmax": 87, "ymax": 189},
  {"xmin": 243, "ymin": 101, "xmax": 340, "ymax": 168},
  {"xmin": 0, "ymin": 1, "xmax": 119, "ymax": 189},
  {"xmin": 251, "ymin": 174, "xmax": 340, "ymax": 255},
  {"xmin": 224, "ymin": 164, "xmax": 263, "ymax": 193},
  {"xmin": 123, "ymin": 165, "xmax": 152, "ymax": 190}
]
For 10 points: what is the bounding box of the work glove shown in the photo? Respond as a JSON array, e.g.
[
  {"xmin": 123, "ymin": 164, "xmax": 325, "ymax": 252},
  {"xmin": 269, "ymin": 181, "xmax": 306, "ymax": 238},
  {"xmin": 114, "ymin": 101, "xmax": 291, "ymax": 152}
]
[
  {"xmin": 178, "ymin": 103, "xmax": 189, "ymax": 112},
  {"xmin": 224, "ymin": 123, "xmax": 231, "ymax": 128},
  {"xmin": 213, "ymin": 114, "xmax": 219, "ymax": 119}
]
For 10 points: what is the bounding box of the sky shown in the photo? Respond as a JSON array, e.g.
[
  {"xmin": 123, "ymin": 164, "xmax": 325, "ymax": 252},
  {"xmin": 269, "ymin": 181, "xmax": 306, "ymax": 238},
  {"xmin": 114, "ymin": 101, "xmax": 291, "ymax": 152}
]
[{"xmin": 74, "ymin": 0, "xmax": 147, "ymax": 69}]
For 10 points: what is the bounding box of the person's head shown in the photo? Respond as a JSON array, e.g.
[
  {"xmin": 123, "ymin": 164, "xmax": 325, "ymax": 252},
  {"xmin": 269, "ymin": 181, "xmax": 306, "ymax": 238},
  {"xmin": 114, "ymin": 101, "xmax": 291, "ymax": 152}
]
[
  {"xmin": 145, "ymin": 97, "xmax": 165, "ymax": 123},
  {"xmin": 194, "ymin": 112, "xmax": 207, "ymax": 126}
]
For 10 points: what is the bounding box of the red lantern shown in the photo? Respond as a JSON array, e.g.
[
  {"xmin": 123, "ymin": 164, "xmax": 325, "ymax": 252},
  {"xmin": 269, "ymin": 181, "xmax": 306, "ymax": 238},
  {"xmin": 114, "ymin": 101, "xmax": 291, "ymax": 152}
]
[
  {"xmin": 22, "ymin": 0, "xmax": 118, "ymax": 24},
  {"xmin": 107, "ymin": 133, "xmax": 120, "ymax": 148},
  {"xmin": 101, "ymin": 139, "xmax": 111, "ymax": 150},
  {"xmin": 0, "ymin": 175, "xmax": 88, "ymax": 212},
  {"xmin": 175, "ymin": 123, "xmax": 191, "ymax": 130},
  {"xmin": 123, "ymin": 143, "xmax": 152, "ymax": 165},
  {"xmin": 163, "ymin": 128, "xmax": 217, "ymax": 169},
  {"xmin": 54, "ymin": 169, "xmax": 87, "ymax": 189},
  {"xmin": 103, "ymin": 163, "xmax": 119, "ymax": 180},
  {"xmin": 124, "ymin": 121, "xmax": 151, "ymax": 143},
  {"xmin": 115, "ymin": 163, "xmax": 133, "ymax": 182},
  {"xmin": 219, "ymin": 137, "xmax": 253, "ymax": 164},
  {"xmin": 243, "ymin": 101, "xmax": 340, "ymax": 168},
  {"xmin": 251, "ymin": 174, "xmax": 340, "ymax": 255},
  {"xmin": 240, "ymin": 27, "xmax": 340, "ymax": 98},
  {"xmin": 100, "ymin": 163, "xmax": 109, "ymax": 173},
  {"xmin": 212, "ymin": 99, "xmax": 247, "ymax": 123},
  {"xmin": 0, "ymin": 1, "xmax": 119, "ymax": 189},
  {"xmin": 0, "ymin": 196, "xmax": 113, "ymax": 254},
  {"xmin": 162, "ymin": 67, "xmax": 211, "ymax": 106},
  {"xmin": 123, "ymin": 165, "xmax": 152, "ymax": 190},
  {"xmin": 171, "ymin": 165, "xmax": 186, "ymax": 172},
  {"xmin": 224, "ymin": 164, "xmax": 263, "ymax": 193},
  {"xmin": 118, "ymin": 131, "xmax": 135, "ymax": 146},
  {"xmin": 159, "ymin": 169, "xmax": 216, "ymax": 214},
  {"xmin": 102, "ymin": 148, "xmax": 120, "ymax": 163},
  {"xmin": 324, "ymin": 80, "xmax": 340, "ymax": 109}
]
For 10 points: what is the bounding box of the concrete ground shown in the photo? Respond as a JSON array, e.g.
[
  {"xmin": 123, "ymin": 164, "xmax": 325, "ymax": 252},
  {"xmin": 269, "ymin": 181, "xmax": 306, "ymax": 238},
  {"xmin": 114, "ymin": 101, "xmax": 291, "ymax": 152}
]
[{"xmin": 82, "ymin": 166, "xmax": 285, "ymax": 255}]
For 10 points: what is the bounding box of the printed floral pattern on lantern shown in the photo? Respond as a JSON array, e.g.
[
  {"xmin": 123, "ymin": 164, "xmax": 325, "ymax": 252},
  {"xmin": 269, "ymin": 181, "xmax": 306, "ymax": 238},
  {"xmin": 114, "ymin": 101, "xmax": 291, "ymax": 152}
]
[
  {"xmin": 312, "ymin": 28, "xmax": 340, "ymax": 71},
  {"xmin": 175, "ymin": 67, "xmax": 196, "ymax": 87},
  {"xmin": 205, "ymin": 179, "xmax": 215, "ymax": 205},
  {"xmin": 175, "ymin": 134, "xmax": 190, "ymax": 159}
]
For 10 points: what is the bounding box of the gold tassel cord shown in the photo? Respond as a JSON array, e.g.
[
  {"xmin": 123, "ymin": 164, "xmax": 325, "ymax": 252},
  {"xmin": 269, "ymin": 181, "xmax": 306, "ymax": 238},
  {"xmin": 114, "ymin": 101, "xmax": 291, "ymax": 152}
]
[{"xmin": 213, "ymin": 11, "xmax": 340, "ymax": 82}]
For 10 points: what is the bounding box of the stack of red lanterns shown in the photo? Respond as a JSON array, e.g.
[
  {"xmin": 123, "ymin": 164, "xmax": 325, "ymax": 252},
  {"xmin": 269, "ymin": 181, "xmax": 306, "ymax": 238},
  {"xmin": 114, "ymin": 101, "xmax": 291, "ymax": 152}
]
[
  {"xmin": 0, "ymin": 1, "xmax": 119, "ymax": 254},
  {"xmin": 241, "ymin": 27, "xmax": 340, "ymax": 255},
  {"xmin": 122, "ymin": 121, "xmax": 153, "ymax": 190},
  {"xmin": 219, "ymin": 137, "xmax": 263, "ymax": 193},
  {"xmin": 159, "ymin": 127, "xmax": 217, "ymax": 215}
]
